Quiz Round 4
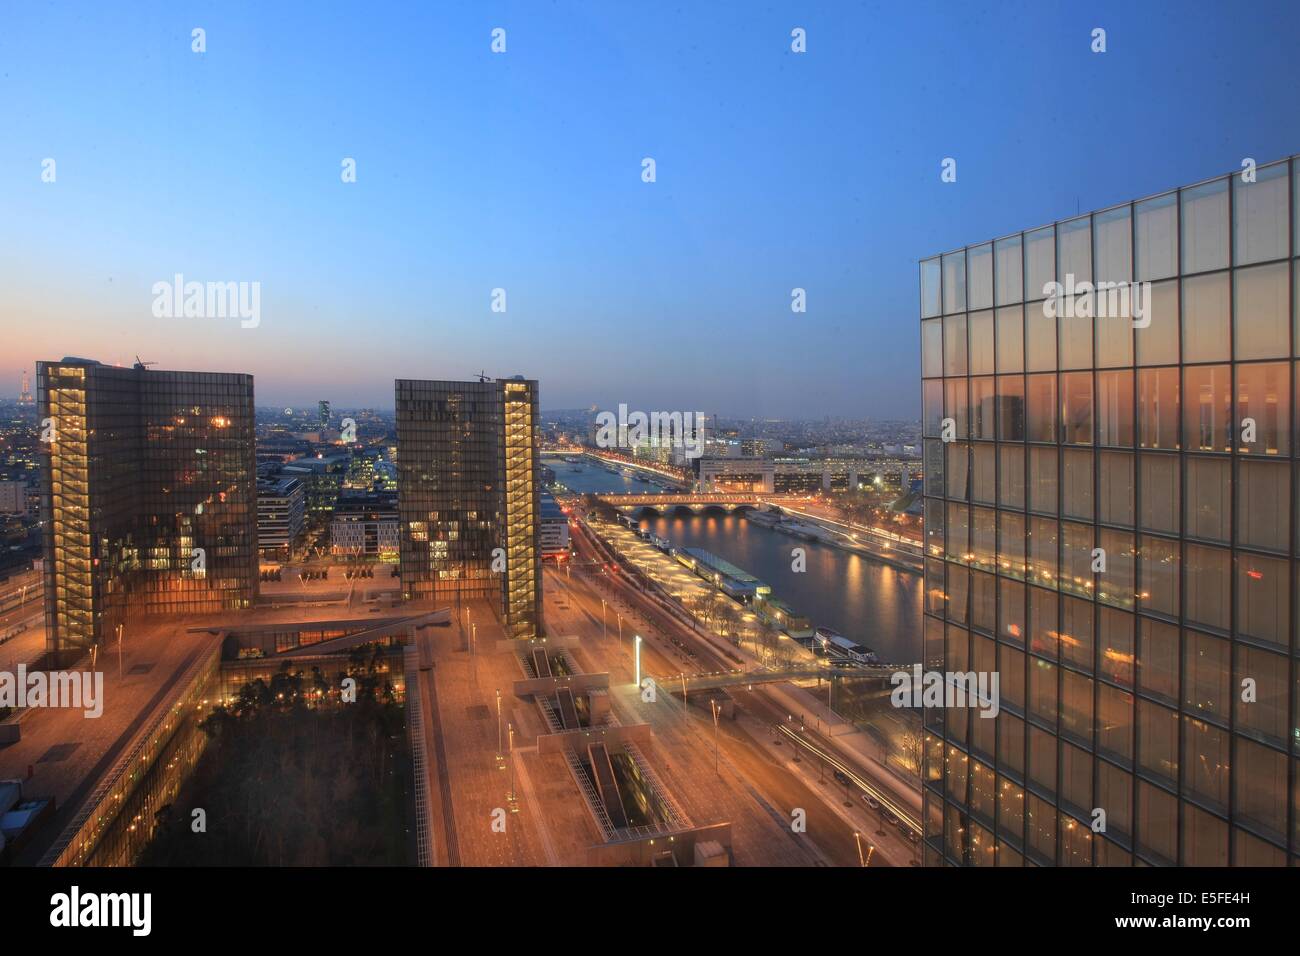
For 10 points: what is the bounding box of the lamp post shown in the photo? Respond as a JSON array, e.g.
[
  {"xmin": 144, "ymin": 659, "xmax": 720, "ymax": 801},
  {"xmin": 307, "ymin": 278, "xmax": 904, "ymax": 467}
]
[
  {"xmin": 601, "ymin": 598, "xmax": 607, "ymax": 641},
  {"xmin": 710, "ymin": 699, "xmax": 720, "ymax": 775},
  {"xmin": 508, "ymin": 722, "xmax": 516, "ymax": 805},
  {"xmin": 495, "ymin": 688, "xmax": 503, "ymax": 762},
  {"xmin": 634, "ymin": 634, "xmax": 642, "ymax": 689}
]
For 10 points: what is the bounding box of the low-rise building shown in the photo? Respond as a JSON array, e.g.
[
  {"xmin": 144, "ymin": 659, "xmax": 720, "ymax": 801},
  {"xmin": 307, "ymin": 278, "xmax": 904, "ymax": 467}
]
[
  {"xmin": 331, "ymin": 492, "xmax": 399, "ymax": 558},
  {"xmin": 256, "ymin": 477, "xmax": 305, "ymax": 557}
]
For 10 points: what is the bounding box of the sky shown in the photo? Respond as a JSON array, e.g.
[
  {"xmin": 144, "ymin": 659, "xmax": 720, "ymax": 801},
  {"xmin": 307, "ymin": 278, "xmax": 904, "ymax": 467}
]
[{"xmin": 1, "ymin": 1, "xmax": 1298, "ymax": 418}]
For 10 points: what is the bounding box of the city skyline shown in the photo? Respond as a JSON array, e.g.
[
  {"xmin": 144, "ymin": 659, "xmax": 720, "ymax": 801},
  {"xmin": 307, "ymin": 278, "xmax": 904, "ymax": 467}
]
[{"xmin": 4, "ymin": 3, "xmax": 1300, "ymax": 417}]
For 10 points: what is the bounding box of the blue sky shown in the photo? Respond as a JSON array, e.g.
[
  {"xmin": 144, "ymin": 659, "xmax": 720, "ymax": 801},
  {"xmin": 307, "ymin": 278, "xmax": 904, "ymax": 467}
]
[{"xmin": 1, "ymin": 1, "xmax": 1297, "ymax": 417}]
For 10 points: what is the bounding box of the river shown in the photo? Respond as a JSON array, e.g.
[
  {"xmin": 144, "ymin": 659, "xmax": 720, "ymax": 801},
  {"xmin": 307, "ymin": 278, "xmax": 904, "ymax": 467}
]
[{"xmin": 546, "ymin": 457, "xmax": 922, "ymax": 666}]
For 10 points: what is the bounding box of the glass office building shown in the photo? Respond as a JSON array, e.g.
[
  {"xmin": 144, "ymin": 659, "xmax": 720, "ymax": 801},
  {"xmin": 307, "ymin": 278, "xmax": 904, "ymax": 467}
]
[
  {"xmin": 38, "ymin": 359, "xmax": 258, "ymax": 662},
  {"xmin": 395, "ymin": 377, "xmax": 541, "ymax": 638},
  {"xmin": 919, "ymin": 157, "xmax": 1298, "ymax": 866}
]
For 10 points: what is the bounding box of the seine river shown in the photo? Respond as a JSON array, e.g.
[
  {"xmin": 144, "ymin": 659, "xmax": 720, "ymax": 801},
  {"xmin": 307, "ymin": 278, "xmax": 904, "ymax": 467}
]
[{"xmin": 548, "ymin": 457, "xmax": 922, "ymax": 665}]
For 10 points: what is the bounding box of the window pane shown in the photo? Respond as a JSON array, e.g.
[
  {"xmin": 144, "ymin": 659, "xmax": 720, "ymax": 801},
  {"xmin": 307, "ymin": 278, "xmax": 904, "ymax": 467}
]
[
  {"xmin": 1061, "ymin": 521, "xmax": 1094, "ymax": 599},
  {"xmin": 969, "ymin": 242, "xmax": 993, "ymax": 310},
  {"xmin": 1185, "ymin": 455, "xmax": 1231, "ymax": 542},
  {"xmin": 923, "ymin": 379, "xmax": 944, "ymax": 436},
  {"xmin": 1236, "ymin": 360, "xmax": 1288, "ymax": 455},
  {"xmin": 1097, "ymin": 370, "xmax": 1134, "ymax": 447},
  {"xmin": 969, "ymin": 309, "xmax": 995, "ymax": 374},
  {"xmin": 946, "ymin": 382, "xmax": 967, "ymax": 442},
  {"xmin": 972, "ymin": 444, "xmax": 996, "ymax": 504},
  {"xmin": 924, "ymin": 439, "xmax": 945, "ymax": 496},
  {"xmin": 1061, "ymin": 371, "xmax": 1093, "ymax": 445},
  {"xmin": 1181, "ymin": 178, "xmax": 1229, "ymax": 274},
  {"xmin": 1094, "ymin": 205, "xmax": 1132, "ymax": 284},
  {"xmin": 1138, "ymin": 367, "xmax": 1180, "ymax": 449},
  {"xmin": 1182, "ymin": 717, "xmax": 1229, "ymax": 812},
  {"xmin": 1097, "ymin": 528, "xmax": 1135, "ymax": 609},
  {"xmin": 1185, "ymin": 545, "xmax": 1230, "ymax": 632},
  {"xmin": 1061, "ymin": 448, "xmax": 1093, "ymax": 521},
  {"xmin": 1135, "ymin": 192, "xmax": 1177, "ymax": 282},
  {"xmin": 921, "ymin": 258, "xmax": 942, "ymax": 318},
  {"xmin": 1233, "ymin": 160, "xmax": 1289, "ymax": 265},
  {"xmin": 1000, "ymin": 514, "xmax": 1027, "ymax": 581},
  {"xmin": 996, "ymin": 305, "xmax": 1024, "ymax": 372},
  {"xmin": 944, "ymin": 313, "xmax": 968, "ymax": 375},
  {"xmin": 1025, "ymin": 227, "xmax": 1055, "ymax": 301},
  {"xmin": 1183, "ymin": 364, "xmax": 1232, "ymax": 453},
  {"xmin": 1026, "ymin": 302, "xmax": 1057, "ymax": 371},
  {"xmin": 998, "ymin": 445, "xmax": 1025, "ymax": 509},
  {"xmin": 1237, "ymin": 459, "xmax": 1288, "ymax": 552},
  {"xmin": 1234, "ymin": 739, "xmax": 1286, "ymax": 841},
  {"xmin": 1136, "ymin": 278, "xmax": 1179, "ymax": 366},
  {"xmin": 1235, "ymin": 645, "xmax": 1289, "ymax": 745},
  {"xmin": 1096, "ymin": 306, "xmax": 1134, "ymax": 368},
  {"xmin": 1099, "ymin": 607, "xmax": 1134, "ymax": 687},
  {"xmin": 1139, "ymin": 534, "xmax": 1179, "ymax": 617},
  {"xmin": 947, "ymin": 442, "xmax": 970, "ymax": 500},
  {"xmin": 1234, "ymin": 262, "xmax": 1289, "ymax": 360},
  {"xmin": 1098, "ymin": 450, "xmax": 1134, "ymax": 526},
  {"xmin": 922, "ymin": 319, "xmax": 943, "ymax": 377},
  {"xmin": 1058, "ymin": 310, "xmax": 1093, "ymax": 370},
  {"xmin": 1058, "ymin": 216, "xmax": 1092, "ymax": 284},
  {"xmin": 1137, "ymin": 618, "xmax": 1179, "ymax": 703},
  {"xmin": 943, "ymin": 250, "xmax": 967, "ymax": 314},
  {"xmin": 1137, "ymin": 703, "xmax": 1179, "ymax": 789},
  {"xmin": 1237, "ymin": 552, "xmax": 1288, "ymax": 647},
  {"xmin": 995, "ymin": 235, "xmax": 1023, "ymax": 305},
  {"xmin": 997, "ymin": 375, "xmax": 1026, "ymax": 441},
  {"xmin": 1026, "ymin": 374, "xmax": 1057, "ymax": 443},
  {"xmin": 1028, "ymin": 446, "xmax": 1058, "ymax": 515},
  {"xmin": 1061, "ymin": 595, "xmax": 1094, "ymax": 671},
  {"xmin": 1181, "ymin": 271, "xmax": 1230, "ymax": 363},
  {"xmin": 1139, "ymin": 453, "xmax": 1179, "ymax": 533},
  {"xmin": 971, "ymin": 377, "xmax": 995, "ymax": 440},
  {"xmin": 1029, "ymin": 516, "xmax": 1058, "ymax": 588}
]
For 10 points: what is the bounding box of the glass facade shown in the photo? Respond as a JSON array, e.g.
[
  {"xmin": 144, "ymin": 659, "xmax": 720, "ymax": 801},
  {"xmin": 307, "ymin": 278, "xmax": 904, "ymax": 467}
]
[
  {"xmin": 919, "ymin": 157, "xmax": 1297, "ymax": 866},
  {"xmin": 38, "ymin": 360, "xmax": 258, "ymax": 661},
  {"xmin": 395, "ymin": 377, "xmax": 542, "ymax": 638}
]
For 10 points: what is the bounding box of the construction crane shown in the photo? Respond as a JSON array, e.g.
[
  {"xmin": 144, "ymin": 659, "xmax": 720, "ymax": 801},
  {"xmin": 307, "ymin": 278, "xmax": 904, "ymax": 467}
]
[
  {"xmin": 134, "ymin": 355, "xmax": 157, "ymax": 371},
  {"xmin": 471, "ymin": 369, "xmax": 491, "ymax": 383}
]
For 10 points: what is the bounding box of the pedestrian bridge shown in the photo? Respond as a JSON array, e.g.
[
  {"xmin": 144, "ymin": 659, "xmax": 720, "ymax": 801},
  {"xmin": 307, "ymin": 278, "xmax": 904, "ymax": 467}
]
[
  {"xmin": 649, "ymin": 663, "xmax": 908, "ymax": 693},
  {"xmin": 596, "ymin": 493, "xmax": 782, "ymax": 515}
]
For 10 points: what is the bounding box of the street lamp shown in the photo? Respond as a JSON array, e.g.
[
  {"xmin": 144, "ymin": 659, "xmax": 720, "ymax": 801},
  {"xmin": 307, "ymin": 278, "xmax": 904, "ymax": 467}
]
[
  {"xmin": 634, "ymin": 634, "xmax": 642, "ymax": 689},
  {"xmin": 710, "ymin": 699, "xmax": 720, "ymax": 775},
  {"xmin": 495, "ymin": 688, "xmax": 503, "ymax": 762},
  {"xmin": 601, "ymin": 598, "xmax": 607, "ymax": 641},
  {"xmin": 507, "ymin": 722, "xmax": 517, "ymax": 806}
]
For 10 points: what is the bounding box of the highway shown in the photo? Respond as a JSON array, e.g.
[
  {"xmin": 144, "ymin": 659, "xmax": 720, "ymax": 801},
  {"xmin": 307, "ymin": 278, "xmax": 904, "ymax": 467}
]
[{"xmin": 553, "ymin": 514, "xmax": 924, "ymax": 866}]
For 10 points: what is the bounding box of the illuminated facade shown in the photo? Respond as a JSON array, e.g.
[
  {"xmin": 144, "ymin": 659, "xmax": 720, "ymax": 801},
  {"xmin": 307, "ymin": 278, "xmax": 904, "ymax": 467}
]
[
  {"xmin": 38, "ymin": 360, "xmax": 258, "ymax": 661},
  {"xmin": 919, "ymin": 157, "xmax": 1298, "ymax": 866},
  {"xmin": 395, "ymin": 377, "xmax": 541, "ymax": 638}
]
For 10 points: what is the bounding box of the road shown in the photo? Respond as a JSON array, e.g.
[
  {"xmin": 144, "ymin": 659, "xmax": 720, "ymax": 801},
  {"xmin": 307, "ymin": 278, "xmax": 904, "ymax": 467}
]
[{"xmin": 553, "ymin": 516, "xmax": 923, "ymax": 866}]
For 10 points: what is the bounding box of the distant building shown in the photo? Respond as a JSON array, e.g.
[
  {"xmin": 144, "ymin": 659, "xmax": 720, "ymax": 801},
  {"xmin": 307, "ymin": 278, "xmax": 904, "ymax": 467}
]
[
  {"xmin": 318, "ymin": 399, "xmax": 331, "ymax": 429},
  {"xmin": 37, "ymin": 359, "xmax": 258, "ymax": 661},
  {"xmin": 331, "ymin": 491, "xmax": 399, "ymax": 558},
  {"xmin": 540, "ymin": 491, "xmax": 570, "ymax": 560},
  {"xmin": 0, "ymin": 480, "xmax": 27, "ymax": 515},
  {"xmin": 256, "ymin": 477, "xmax": 304, "ymax": 557},
  {"xmin": 698, "ymin": 456, "xmax": 774, "ymax": 493},
  {"xmin": 395, "ymin": 376, "xmax": 542, "ymax": 638}
]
